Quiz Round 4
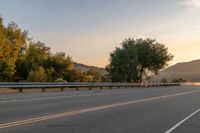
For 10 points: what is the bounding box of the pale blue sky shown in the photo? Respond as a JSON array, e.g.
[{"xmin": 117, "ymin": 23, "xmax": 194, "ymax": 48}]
[{"xmin": 1, "ymin": 0, "xmax": 200, "ymax": 67}]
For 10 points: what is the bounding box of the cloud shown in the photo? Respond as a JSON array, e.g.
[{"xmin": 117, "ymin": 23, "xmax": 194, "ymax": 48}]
[{"xmin": 183, "ymin": 0, "xmax": 200, "ymax": 8}]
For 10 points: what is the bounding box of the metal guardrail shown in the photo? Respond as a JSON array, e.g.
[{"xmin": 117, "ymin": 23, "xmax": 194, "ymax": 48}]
[{"xmin": 0, "ymin": 82, "xmax": 180, "ymax": 93}]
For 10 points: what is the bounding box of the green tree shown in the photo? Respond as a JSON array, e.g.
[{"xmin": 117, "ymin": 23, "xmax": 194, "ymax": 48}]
[
  {"xmin": 106, "ymin": 38, "xmax": 173, "ymax": 83},
  {"xmin": 14, "ymin": 55, "xmax": 29, "ymax": 81},
  {"xmin": 27, "ymin": 66, "xmax": 46, "ymax": 82},
  {"xmin": 64, "ymin": 69, "xmax": 91, "ymax": 82},
  {"xmin": 87, "ymin": 69, "xmax": 102, "ymax": 82},
  {"xmin": 26, "ymin": 41, "xmax": 51, "ymax": 70},
  {"xmin": 0, "ymin": 17, "xmax": 27, "ymax": 81},
  {"xmin": 44, "ymin": 52, "xmax": 73, "ymax": 81},
  {"xmin": 70, "ymin": 69, "xmax": 83, "ymax": 82},
  {"xmin": 15, "ymin": 41, "xmax": 50, "ymax": 80},
  {"xmin": 15, "ymin": 42, "xmax": 74, "ymax": 81},
  {"xmin": 172, "ymin": 78, "xmax": 186, "ymax": 83},
  {"xmin": 0, "ymin": 16, "xmax": 75, "ymax": 82}
]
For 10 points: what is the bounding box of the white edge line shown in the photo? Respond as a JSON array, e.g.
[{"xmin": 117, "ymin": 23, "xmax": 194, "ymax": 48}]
[{"xmin": 165, "ymin": 108, "xmax": 200, "ymax": 133}]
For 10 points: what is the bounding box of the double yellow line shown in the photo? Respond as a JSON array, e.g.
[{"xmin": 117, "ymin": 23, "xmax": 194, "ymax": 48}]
[{"xmin": 1, "ymin": 90, "xmax": 200, "ymax": 129}]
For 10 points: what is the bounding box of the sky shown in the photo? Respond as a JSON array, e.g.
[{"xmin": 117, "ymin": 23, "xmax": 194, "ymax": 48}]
[{"xmin": 0, "ymin": 0, "xmax": 200, "ymax": 67}]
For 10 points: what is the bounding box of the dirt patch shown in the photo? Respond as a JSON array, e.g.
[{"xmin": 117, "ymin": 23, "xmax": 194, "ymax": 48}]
[{"xmin": 0, "ymin": 87, "xmax": 115, "ymax": 94}]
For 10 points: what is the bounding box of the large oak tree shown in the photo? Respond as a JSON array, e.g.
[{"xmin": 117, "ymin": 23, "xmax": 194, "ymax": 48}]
[{"xmin": 106, "ymin": 38, "xmax": 173, "ymax": 83}]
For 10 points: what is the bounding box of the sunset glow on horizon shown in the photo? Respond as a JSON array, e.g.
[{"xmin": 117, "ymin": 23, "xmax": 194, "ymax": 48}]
[{"xmin": 1, "ymin": 0, "xmax": 200, "ymax": 67}]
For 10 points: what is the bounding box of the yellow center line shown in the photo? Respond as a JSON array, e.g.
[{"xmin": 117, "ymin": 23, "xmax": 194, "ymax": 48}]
[{"xmin": 0, "ymin": 90, "xmax": 200, "ymax": 129}]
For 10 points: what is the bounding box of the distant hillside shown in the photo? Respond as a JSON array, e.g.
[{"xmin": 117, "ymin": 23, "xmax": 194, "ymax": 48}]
[
  {"xmin": 152, "ymin": 59, "xmax": 200, "ymax": 82},
  {"xmin": 74, "ymin": 62, "xmax": 108, "ymax": 75}
]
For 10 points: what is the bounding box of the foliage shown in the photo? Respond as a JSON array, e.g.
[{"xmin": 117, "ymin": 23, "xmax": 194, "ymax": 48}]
[
  {"xmin": 27, "ymin": 66, "xmax": 46, "ymax": 82},
  {"xmin": 172, "ymin": 78, "xmax": 186, "ymax": 83},
  {"xmin": 0, "ymin": 16, "xmax": 106, "ymax": 82},
  {"xmin": 27, "ymin": 41, "xmax": 51, "ymax": 70},
  {"xmin": 15, "ymin": 41, "xmax": 51, "ymax": 80},
  {"xmin": 87, "ymin": 69, "xmax": 102, "ymax": 82},
  {"xmin": 106, "ymin": 38, "xmax": 173, "ymax": 83},
  {"xmin": 64, "ymin": 68, "xmax": 105, "ymax": 82},
  {"xmin": 67, "ymin": 69, "xmax": 90, "ymax": 82},
  {"xmin": 2, "ymin": 16, "xmax": 171, "ymax": 83},
  {"xmin": 161, "ymin": 78, "xmax": 168, "ymax": 83},
  {"xmin": 0, "ymin": 17, "xmax": 27, "ymax": 81},
  {"xmin": 44, "ymin": 52, "xmax": 73, "ymax": 80}
]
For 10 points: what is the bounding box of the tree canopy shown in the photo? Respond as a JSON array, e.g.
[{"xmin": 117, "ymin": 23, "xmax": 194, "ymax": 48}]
[
  {"xmin": 106, "ymin": 38, "xmax": 173, "ymax": 83},
  {"xmin": 0, "ymin": 16, "xmax": 106, "ymax": 82},
  {"xmin": 0, "ymin": 16, "xmax": 173, "ymax": 83},
  {"xmin": 0, "ymin": 17, "xmax": 27, "ymax": 81}
]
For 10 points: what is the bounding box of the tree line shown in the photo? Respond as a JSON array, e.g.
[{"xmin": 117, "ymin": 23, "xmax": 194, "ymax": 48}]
[
  {"xmin": 0, "ymin": 16, "xmax": 173, "ymax": 83},
  {"xmin": 0, "ymin": 17, "xmax": 106, "ymax": 82}
]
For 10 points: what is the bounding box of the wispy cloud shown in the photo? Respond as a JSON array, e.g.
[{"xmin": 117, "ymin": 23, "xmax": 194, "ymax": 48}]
[{"xmin": 183, "ymin": 0, "xmax": 200, "ymax": 8}]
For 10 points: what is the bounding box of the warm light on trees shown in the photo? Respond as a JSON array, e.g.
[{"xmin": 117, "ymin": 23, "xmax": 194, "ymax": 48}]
[
  {"xmin": 106, "ymin": 38, "xmax": 173, "ymax": 83},
  {"xmin": 0, "ymin": 17, "xmax": 27, "ymax": 81}
]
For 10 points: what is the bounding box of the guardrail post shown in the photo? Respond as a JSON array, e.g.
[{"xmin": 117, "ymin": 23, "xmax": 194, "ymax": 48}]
[
  {"xmin": 19, "ymin": 88, "xmax": 23, "ymax": 93},
  {"xmin": 100, "ymin": 86, "xmax": 103, "ymax": 90},
  {"xmin": 60, "ymin": 87, "xmax": 64, "ymax": 91},
  {"xmin": 42, "ymin": 88, "xmax": 46, "ymax": 92},
  {"xmin": 76, "ymin": 87, "xmax": 79, "ymax": 90},
  {"xmin": 89, "ymin": 87, "xmax": 92, "ymax": 90}
]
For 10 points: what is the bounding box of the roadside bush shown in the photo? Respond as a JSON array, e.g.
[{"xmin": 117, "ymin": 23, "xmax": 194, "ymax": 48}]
[{"xmin": 27, "ymin": 66, "xmax": 46, "ymax": 82}]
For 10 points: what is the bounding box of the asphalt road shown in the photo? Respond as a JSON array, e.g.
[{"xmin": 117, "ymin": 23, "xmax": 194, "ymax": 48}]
[{"xmin": 0, "ymin": 86, "xmax": 200, "ymax": 133}]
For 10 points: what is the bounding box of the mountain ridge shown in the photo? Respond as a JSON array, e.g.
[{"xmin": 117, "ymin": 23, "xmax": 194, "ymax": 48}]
[
  {"xmin": 152, "ymin": 59, "xmax": 200, "ymax": 82},
  {"xmin": 74, "ymin": 62, "xmax": 108, "ymax": 75}
]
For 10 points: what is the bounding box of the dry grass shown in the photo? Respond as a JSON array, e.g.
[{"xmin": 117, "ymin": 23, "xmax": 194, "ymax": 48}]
[
  {"xmin": 0, "ymin": 87, "xmax": 114, "ymax": 94},
  {"xmin": 0, "ymin": 88, "xmax": 19, "ymax": 94}
]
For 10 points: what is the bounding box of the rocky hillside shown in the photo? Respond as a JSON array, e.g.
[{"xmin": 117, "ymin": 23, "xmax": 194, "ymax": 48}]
[
  {"xmin": 151, "ymin": 59, "xmax": 200, "ymax": 82},
  {"xmin": 74, "ymin": 62, "xmax": 108, "ymax": 75}
]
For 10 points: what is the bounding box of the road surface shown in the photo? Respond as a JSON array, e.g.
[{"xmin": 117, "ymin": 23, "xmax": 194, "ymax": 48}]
[{"xmin": 0, "ymin": 86, "xmax": 200, "ymax": 133}]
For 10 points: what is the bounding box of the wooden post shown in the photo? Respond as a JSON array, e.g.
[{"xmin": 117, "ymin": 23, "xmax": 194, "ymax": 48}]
[
  {"xmin": 19, "ymin": 88, "xmax": 23, "ymax": 93},
  {"xmin": 42, "ymin": 88, "xmax": 45, "ymax": 92}
]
